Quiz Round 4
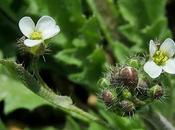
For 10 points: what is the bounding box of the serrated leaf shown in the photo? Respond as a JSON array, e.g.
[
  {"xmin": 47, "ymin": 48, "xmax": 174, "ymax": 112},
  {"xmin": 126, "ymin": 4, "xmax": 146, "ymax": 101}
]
[
  {"xmin": 141, "ymin": 18, "xmax": 171, "ymax": 40},
  {"xmin": 118, "ymin": 0, "xmax": 171, "ymax": 48},
  {"xmin": 118, "ymin": 0, "xmax": 166, "ymax": 26},
  {"xmin": 0, "ymin": 63, "xmax": 49, "ymax": 113},
  {"xmin": 55, "ymin": 48, "xmax": 82, "ymax": 67},
  {"xmin": 112, "ymin": 41, "xmax": 130, "ymax": 64},
  {"xmin": 0, "ymin": 59, "xmax": 73, "ymax": 109},
  {"xmin": 69, "ymin": 47, "xmax": 106, "ymax": 90},
  {"xmin": 79, "ymin": 17, "xmax": 101, "ymax": 45}
]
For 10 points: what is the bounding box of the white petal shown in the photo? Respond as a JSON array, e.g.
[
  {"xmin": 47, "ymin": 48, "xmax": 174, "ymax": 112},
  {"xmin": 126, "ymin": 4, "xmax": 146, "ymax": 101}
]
[
  {"xmin": 149, "ymin": 40, "xmax": 157, "ymax": 58},
  {"xmin": 36, "ymin": 16, "xmax": 60, "ymax": 39},
  {"xmin": 160, "ymin": 38, "xmax": 175, "ymax": 57},
  {"xmin": 42, "ymin": 25, "xmax": 60, "ymax": 40},
  {"xmin": 143, "ymin": 61, "xmax": 162, "ymax": 78},
  {"xmin": 162, "ymin": 59, "xmax": 175, "ymax": 74},
  {"xmin": 24, "ymin": 39, "xmax": 42, "ymax": 47},
  {"xmin": 19, "ymin": 16, "xmax": 35, "ymax": 38}
]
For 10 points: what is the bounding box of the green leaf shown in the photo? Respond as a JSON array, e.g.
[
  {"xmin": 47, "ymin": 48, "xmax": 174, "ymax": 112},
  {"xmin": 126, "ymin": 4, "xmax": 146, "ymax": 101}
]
[
  {"xmin": 69, "ymin": 47, "xmax": 106, "ymax": 90},
  {"xmin": 141, "ymin": 18, "xmax": 171, "ymax": 41},
  {"xmin": 88, "ymin": 122, "xmax": 108, "ymax": 130},
  {"xmin": 112, "ymin": 41, "xmax": 130, "ymax": 64},
  {"xmin": 79, "ymin": 17, "xmax": 101, "ymax": 45},
  {"xmin": 55, "ymin": 48, "xmax": 82, "ymax": 67},
  {"xmin": 118, "ymin": 0, "xmax": 171, "ymax": 48},
  {"xmin": 99, "ymin": 110, "xmax": 146, "ymax": 130},
  {"xmin": 0, "ymin": 59, "xmax": 72, "ymax": 108},
  {"xmin": 63, "ymin": 116, "xmax": 81, "ymax": 130},
  {"xmin": 118, "ymin": 0, "xmax": 166, "ymax": 26},
  {"xmin": 25, "ymin": 126, "xmax": 57, "ymax": 130},
  {"xmin": 29, "ymin": 0, "xmax": 86, "ymax": 40},
  {"xmin": 0, "ymin": 63, "xmax": 49, "ymax": 113},
  {"xmin": 0, "ymin": 120, "xmax": 7, "ymax": 130}
]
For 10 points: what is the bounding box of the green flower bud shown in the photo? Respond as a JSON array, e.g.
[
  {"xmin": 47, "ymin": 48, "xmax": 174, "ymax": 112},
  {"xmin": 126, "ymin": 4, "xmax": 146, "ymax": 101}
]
[
  {"xmin": 149, "ymin": 85, "xmax": 163, "ymax": 100},
  {"xmin": 99, "ymin": 78, "xmax": 110, "ymax": 88},
  {"xmin": 17, "ymin": 37, "xmax": 46, "ymax": 56},
  {"xmin": 29, "ymin": 44, "xmax": 45, "ymax": 56},
  {"xmin": 122, "ymin": 89, "xmax": 132, "ymax": 99},
  {"xmin": 128, "ymin": 58, "xmax": 140, "ymax": 69}
]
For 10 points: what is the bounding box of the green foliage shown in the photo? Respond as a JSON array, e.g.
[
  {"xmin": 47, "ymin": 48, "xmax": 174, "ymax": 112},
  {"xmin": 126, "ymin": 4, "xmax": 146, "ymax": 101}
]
[
  {"xmin": 118, "ymin": 0, "xmax": 171, "ymax": 49},
  {"xmin": 0, "ymin": 0, "xmax": 174, "ymax": 129},
  {"xmin": 0, "ymin": 120, "xmax": 7, "ymax": 130},
  {"xmin": 0, "ymin": 64, "xmax": 49, "ymax": 113},
  {"xmin": 63, "ymin": 116, "xmax": 81, "ymax": 130}
]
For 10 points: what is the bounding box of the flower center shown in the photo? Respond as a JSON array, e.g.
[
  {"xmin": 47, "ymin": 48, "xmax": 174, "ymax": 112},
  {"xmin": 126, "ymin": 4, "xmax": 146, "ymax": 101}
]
[
  {"xmin": 153, "ymin": 50, "xmax": 168, "ymax": 65},
  {"xmin": 30, "ymin": 31, "xmax": 42, "ymax": 40}
]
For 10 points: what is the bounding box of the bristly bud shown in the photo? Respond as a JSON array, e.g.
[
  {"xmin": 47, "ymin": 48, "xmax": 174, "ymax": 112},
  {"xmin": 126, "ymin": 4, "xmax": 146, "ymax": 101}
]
[
  {"xmin": 17, "ymin": 37, "xmax": 46, "ymax": 56},
  {"xmin": 122, "ymin": 89, "xmax": 132, "ymax": 99},
  {"xmin": 128, "ymin": 58, "xmax": 140, "ymax": 69},
  {"xmin": 102, "ymin": 90, "xmax": 114, "ymax": 106},
  {"xmin": 108, "ymin": 67, "xmax": 120, "ymax": 86},
  {"xmin": 135, "ymin": 80, "xmax": 149, "ymax": 100},
  {"xmin": 98, "ymin": 78, "xmax": 110, "ymax": 88},
  {"xmin": 119, "ymin": 100, "xmax": 135, "ymax": 116},
  {"xmin": 149, "ymin": 85, "xmax": 163, "ymax": 100},
  {"xmin": 119, "ymin": 66, "xmax": 138, "ymax": 88}
]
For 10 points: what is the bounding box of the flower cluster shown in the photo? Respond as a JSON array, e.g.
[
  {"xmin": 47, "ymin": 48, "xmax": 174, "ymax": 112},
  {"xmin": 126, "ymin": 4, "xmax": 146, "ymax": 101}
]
[
  {"xmin": 99, "ymin": 60, "xmax": 165, "ymax": 116},
  {"xmin": 99, "ymin": 38, "xmax": 175, "ymax": 116}
]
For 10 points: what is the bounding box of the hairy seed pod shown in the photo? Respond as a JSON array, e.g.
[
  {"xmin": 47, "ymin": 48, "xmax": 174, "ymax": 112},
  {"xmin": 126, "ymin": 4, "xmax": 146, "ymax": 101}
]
[
  {"xmin": 119, "ymin": 100, "xmax": 135, "ymax": 116},
  {"xmin": 119, "ymin": 66, "xmax": 138, "ymax": 88},
  {"xmin": 102, "ymin": 90, "xmax": 114, "ymax": 105},
  {"xmin": 150, "ymin": 85, "xmax": 163, "ymax": 99}
]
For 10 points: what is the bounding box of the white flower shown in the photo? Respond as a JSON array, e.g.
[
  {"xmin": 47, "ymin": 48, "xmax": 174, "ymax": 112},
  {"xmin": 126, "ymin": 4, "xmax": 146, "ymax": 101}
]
[
  {"xmin": 19, "ymin": 16, "xmax": 60, "ymax": 47},
  {"xmin": 144, "ymin": 38, "xmax": 175, "ymax": 78}
]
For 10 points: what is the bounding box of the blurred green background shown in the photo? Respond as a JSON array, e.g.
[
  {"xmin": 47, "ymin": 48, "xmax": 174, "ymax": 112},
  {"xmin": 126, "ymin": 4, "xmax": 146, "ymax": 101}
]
[{"xmin": 0, "ymin": 0, "xmax": 175, "ymax": 130}]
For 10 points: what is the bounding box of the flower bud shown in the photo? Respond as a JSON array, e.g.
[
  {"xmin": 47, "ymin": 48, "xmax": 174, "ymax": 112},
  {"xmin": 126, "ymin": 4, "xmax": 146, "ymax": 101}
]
[
  {"xmin": 135, "ymin": 80, "xmax": 149, "ymax": 99},
  {"xmin": 149, "ymin": 85, "xmax": 163, "ymax": 99},
  {"xmin": 102, "ymin": 90, "xmax": 114, "ymax": 105},
  {"xmin": 119, "ymin": 100, "xmax": 135, "ymax": 116},
  {"xmin": 119, "ymin": 66, "xmax": 138, "ymax": 88},
  {"xmin": 128, "ymin": 58, "xmax": 140, "ymax": 69},
  {"xmin": 109, "ymin": 68, "xmax": 120, "ymax": 86},
  {"xmin": 122, "ymin": 89, "xmax": 132, "ymax": 99},
  {"xmin": 29, "ymin": 44, "xmax": 45, "ymax": 56},
  {"xmin": 17, "ymin": 37, "xmax": 46, "ymax": 56},
  {"xmin": 99, "ymin": 78, "xmax": 110, "ymax": 88}
]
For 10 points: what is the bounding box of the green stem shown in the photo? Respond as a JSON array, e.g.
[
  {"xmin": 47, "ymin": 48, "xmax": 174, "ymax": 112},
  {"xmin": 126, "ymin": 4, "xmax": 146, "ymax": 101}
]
[
  {"xmin": 0, "ymin": 59, "xmax": 116, "ymax": 130},
  {"xmin": 140, "ymin": 108, "xmax": 175, "ymax": 130},
  {"xmin": 161, "ymin": 74, "xmax": 174, "ymax": 119},
  {"xmin": 31, "ymin": 57, "xmax": 53, "ymax": 93}
]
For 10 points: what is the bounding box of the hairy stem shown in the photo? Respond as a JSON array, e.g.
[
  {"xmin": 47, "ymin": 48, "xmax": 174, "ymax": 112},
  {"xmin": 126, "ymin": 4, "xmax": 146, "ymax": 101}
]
[
  {"xmin": 140, "ymin": 108, "xmax": 175, "ymax": 130},
  {"xmin": 0, "ymin": 59, "xmax": 116, "ymax": 130}
]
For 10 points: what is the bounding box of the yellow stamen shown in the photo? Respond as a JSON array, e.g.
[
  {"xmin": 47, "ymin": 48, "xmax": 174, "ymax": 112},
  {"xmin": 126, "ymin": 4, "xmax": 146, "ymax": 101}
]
[
  {"xmin": 31, "ymin": 31, "xmax": 42, "ymax": 40},
  {"xmin": 153, "ymin": 51, "xmax": 168, "ymax": 65}
]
